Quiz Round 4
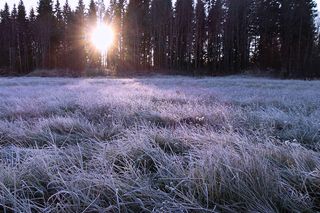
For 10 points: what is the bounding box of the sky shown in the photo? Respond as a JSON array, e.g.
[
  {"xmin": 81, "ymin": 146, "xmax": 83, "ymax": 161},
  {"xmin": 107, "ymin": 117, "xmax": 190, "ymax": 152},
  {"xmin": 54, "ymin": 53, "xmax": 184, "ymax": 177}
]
[
  {"xmin": 1, "ymin": 0, "xmax": 92, "ymax": 11},
  {"xmin": 1, "ymin": 0, "xmax": 320, "ymax": 13}
]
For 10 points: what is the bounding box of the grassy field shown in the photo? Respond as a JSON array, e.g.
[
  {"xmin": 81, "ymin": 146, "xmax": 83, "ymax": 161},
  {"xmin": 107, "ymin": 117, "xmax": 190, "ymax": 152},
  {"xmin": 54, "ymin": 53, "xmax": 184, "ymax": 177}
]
[{"xmin": 0, "ymin": 76, "xmax": 319, "ymax": 212}]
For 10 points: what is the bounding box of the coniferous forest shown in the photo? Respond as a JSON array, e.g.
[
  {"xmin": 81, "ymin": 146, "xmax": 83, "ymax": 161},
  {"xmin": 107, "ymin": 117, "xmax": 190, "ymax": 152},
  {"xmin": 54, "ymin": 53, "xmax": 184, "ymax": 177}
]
[{"xmin": 0, "ymin": 0, "xmax": 319, "ymax": 78}]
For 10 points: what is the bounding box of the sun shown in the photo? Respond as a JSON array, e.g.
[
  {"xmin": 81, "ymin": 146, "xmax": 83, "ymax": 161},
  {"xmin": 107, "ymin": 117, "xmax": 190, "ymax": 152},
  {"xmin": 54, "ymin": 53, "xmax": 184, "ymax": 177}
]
[{"xmin": 90, "ymin": 23, "xmax": 114, "ymax": 53}]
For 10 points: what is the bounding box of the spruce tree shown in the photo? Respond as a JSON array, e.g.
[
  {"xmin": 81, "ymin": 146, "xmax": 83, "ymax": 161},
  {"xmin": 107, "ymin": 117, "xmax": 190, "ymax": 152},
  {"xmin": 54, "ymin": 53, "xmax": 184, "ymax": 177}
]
[
  {"xmin": 87, "ymin": 0, "xmax": 99, "ymax": 68},
  {"xmin": 36, "ymin": 0, "xmax": 55, "ymax": 68},
  {"xmin": 280, "ymin": 0, "xmax": 317, "ymax": 77},
  {"xmin": 28, "ymin": 8, "xmax": 37, "ymax": 70},
  {"xmin": 88, "ymin": 0, "xmax": 97, "ymax": 25},
  {"xmin": 17, "ymin": 0, "xmax": 29, "ymax": 73},
  {"xmin": 10, "ymin": 4, "xmax": 18, "ymax": 72},
  {"xmin": 255, "ymin": 0, "xmax": 281, "ymax": 70},
  {"xmin": 151, "ymin": 0, "xmax": 173, "ymax": 69},
  {"xmin": 0, "ymin": 3, "xmax": 11, "ymax": 70},
  {"xmin": 194, "ymin": 0, "xmax": 206, "ymax": 71},
  {"xmin": 74, "ymin": 0, "xmax": 86, "ymax": 71},
  {"xmin": 207, "ymin": 0, "xmax": 224, "ymax": 73},
  {"xmin": 174, "ymin": 0, "xmax": 194, "ymax": 71},
  {"xmin": 223, "ymin": 0, "xmax": 251, "ymax": 72}
]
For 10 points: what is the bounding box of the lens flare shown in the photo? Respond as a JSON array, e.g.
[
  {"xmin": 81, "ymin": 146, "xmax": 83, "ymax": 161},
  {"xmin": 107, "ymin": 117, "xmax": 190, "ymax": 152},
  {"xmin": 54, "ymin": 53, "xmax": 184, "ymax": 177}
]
[{"xmin": 90, "ymin": 23, "xmax": 114, "ymax": 53}]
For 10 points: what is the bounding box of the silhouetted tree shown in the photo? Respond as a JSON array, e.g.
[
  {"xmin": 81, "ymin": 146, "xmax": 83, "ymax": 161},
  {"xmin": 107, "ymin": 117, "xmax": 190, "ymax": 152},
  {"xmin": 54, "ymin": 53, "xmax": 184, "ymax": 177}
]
[
  {"xmin": 52, "ymin": 0, "xmax": 64, "ymax": 68},
  {"xmin": 106, "ymin": 0, "xmax": 126, "ymax": 70},
  {"xmin": 223, "ymin": 0, "xmax": 251, "ymax": 73},
  {"xmin": 17, "ymin": 0, "xmax": 29, "ymax": 73},
  {"xmin": 174, "ymin": 0, "xmax": 194, "ymax": 71},
  {"xmin": 207, "ymin": 0, "xmax": 225, "ymax": 73},
  {"xmin": 87, "ymin": 0, "xmax": 99, "ymax": 67},
  {"xmin": 28, "ymin": 8, "xmax": 37, "ymax": 69},
  {"xmin": 36, "ymin": 0, "xmax": 55, "ymax": 68},
  {"xmin": 124, "ymin": 0, "xmax": 151, "ymax": 70},
  {"xmin": 0, "ymin": 3, "xmax": 11, "ymax": 71},
  {"xmin": 280, "ymin": 0, "xmax": 317, "ymax": 77},
  {"xmin": 250, "ymin": 0, "xmax": 280, "ymax": 71},
  {"xmin": 194, "ymin": 0, "xmax": 206, "ymax": 71},
  {"xmin": 73, "ymin": 0, "xmax": 86, "ymax": 71},
  {"xmin": 10, "ymin": 4, "xmax": 18, "ymax": 72},
  {"xmin": 0, "ymin": 0, "xmax": 319, "ymax": 77},
  {"xmin": 151, "ymin": 0, "xmax": 173, "ymax": 70}
]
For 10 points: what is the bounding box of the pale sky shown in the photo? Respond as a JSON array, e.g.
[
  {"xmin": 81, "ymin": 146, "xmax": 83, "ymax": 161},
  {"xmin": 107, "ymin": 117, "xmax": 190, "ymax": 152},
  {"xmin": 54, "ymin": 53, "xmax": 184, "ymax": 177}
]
[
  {"xmin": 1, "ymin": 0, "xmax": 92, "ymax": 11},
  {"xmin": 1, "ymin": 0, "xmax": 320, "ymax": 13}
]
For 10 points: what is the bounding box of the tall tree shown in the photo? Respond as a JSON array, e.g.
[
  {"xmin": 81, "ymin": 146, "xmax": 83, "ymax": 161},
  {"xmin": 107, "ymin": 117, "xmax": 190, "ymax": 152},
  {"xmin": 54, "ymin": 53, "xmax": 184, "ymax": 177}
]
[
  {"xmin": 151, "ymin": 0, "xmax": 173, "ymax": 70},
  {"xmin": 174, "ymin": 0, "xmax": 194, "ymax": 71},
  {"xmin": 207, "ymin": 0, "xmax": 225, "ymax": 73},
  {"xmin": 253, "ymin": 0, "xmax": 281, "ymax": 70},
  {"xmin": 17, "ymin": 0, "xmax": 29, "ymax": 73},
  {"xmin": 36, "ymin": 0, "xmax": 55, "ymax": 68},
  {"xmin": 279, "ymin": 0, "xmax": 317, "ymax": 77},
  {"xmin": 106, "ymin": 0, "xmax": 126, "ymax": 69},
  {"xmin": 223, "ymin": 0, "xmax": 251, "ymax": 72},
  {"xmin": 0, "ymin": 3, "xmax": 11, "ymax": 72},
  {"xmin": 124, "ymin": 0, "xmax": 152, "ymax": 70},
  {"xmin": 88, "ymin": 0, "xmax": 97, "ymax": 25},
  {"xmin": 61, "ymin": 0, "xmax": 75, "ymax": 69},
  {"xmin": 73, "ymin": 0, "xmax": 86, "ymax": 71},
  {"xmin": 10, "ymin": 4, "xmax": 18, "ymax": 72},
  {"xmin": 52, "ymin": 0, "xmax": 64, "ymax": 68},
  {"xmin": 139, "ymin": 0, "xmax": 152, "ymax": 69},
  {"xmin": 87, "ymin": 0, "xmax": 100, "ymax": 67},
  {"xmin": 28, "ymin": 7, "xmax": 37, "ymax": 69},
  {"xmin": 194, "ymin": 0, "xmax": 206, "ymax": 70},
  {"xmin": 124, "ymin": 0, "xmax": 139, "ymax": 69}
]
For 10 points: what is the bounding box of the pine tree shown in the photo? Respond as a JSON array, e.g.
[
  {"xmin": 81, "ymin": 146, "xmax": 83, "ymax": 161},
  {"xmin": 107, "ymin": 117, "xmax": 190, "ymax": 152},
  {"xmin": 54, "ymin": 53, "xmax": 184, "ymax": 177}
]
[
  {"xmin": 28, "ymin": 8, "xmax": 37, "ymax": 69},
  {"xmin": 74, "ymin": 0, "xmax": 87, "ymax": 71},
  {"xmin": 88, "ymin": 0, "xmax": 97, "ymax": 25},
  {"xmin": 36, "ymin": 0, "xmax": 55, "ymax": 68},
  {"xmin": 151, "ymin": 0, "xmax": 173, "ymax": 69},
  {"xmin": 0, "ymin": 3, "xmax": 11, "ymax": 71},
  {"xmin": 54, "ymin": 0, "xmax": 63, "ymax": 21},
  {"xmin": 124, "ymin": 0, "xmax": 152, "ymax": 70},
  {"xmin": 124, "ymin": 0, "xmax": 139, "ymax": 68},
  {"xmin": 52, "ymin": 0, "xmax": 64, "ymax": 68},
  {"xmin": 17, "ymin": 0, "xmax": 27, "ymax": 24},
  {"xmin": 207, "ymin": 0, "xmax": 225, "ymax": 73},
  {"xmin": 10, "ymin": 4, "xmax": 18, "ymax": 72},
  {"xmin": 255, "ymin": 0, "xmax": 281, "ymax": 70},
  {"xmin": 87, "ymin": 0, "xmax": 99, "ymax": 68},
  {"xmin": 62, "ymin": 0, "xmax": 72, "ymax": 24},
  {"xmin": 174, "ymin": 0, "xmax": 194, "ymax": 71},
  {"xmin": 194, "ymin": 0, "xmax": 206, "ymax": 71},
  {"xmin": 139, "ymin": 0, "xmax": 152, "ymax": 69},
  {"xmin": 280, "ymin": 0, "xmax": 317, "ymax": 77},
  {"xmin": 61, "ymin": 0, "xmax": 74, "ymax": 69},
  {"xmin": 105, "ymin": 0, "xmax": 126, "ymax": 69},
  {"xmin": 17, "ymin": 0, "xmax": 29, "ymax": 73},
  {"xmin": 223, "ymin": 0, "xmax": 251, "ymax": 73},
  {"xmin": 76, "ymin": 0, "xmax": 85, "ymax": 18}
]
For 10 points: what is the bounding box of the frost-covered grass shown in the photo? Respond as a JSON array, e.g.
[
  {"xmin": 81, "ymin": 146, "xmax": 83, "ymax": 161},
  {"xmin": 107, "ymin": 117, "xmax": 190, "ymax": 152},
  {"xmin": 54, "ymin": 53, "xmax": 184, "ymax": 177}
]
[{"xmin": 0, "ymin": 75, "xmax": 320, "ymax": 212}]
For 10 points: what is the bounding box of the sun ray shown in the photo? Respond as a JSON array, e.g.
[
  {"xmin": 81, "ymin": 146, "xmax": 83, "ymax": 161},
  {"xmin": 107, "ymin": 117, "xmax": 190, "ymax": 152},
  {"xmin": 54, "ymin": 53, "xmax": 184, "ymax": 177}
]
[{"xmin": 90, "ymin": 23, "xmax": 114, "ymax": 53}]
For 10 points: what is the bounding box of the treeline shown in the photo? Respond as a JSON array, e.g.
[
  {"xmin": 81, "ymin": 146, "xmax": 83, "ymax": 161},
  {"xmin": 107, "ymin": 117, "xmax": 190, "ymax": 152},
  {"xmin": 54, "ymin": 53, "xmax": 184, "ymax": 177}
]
[{"xmin": 0, "ymin": 0, "xmax": 319, "ymax": 78}]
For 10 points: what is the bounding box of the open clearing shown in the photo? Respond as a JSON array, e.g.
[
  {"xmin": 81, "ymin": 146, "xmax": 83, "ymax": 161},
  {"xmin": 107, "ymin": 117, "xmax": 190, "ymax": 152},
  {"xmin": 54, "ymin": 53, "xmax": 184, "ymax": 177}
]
[{"xmin": 0, "ymin": 76, "xmax": 319, "ymax": 212}]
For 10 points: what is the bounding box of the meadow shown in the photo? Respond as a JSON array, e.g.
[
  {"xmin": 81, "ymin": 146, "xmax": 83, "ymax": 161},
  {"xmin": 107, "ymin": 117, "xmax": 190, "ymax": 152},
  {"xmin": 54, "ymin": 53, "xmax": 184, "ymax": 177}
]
[{"xmin": 0, "ymin": 76, "xmax": 319, "ymax": 212}]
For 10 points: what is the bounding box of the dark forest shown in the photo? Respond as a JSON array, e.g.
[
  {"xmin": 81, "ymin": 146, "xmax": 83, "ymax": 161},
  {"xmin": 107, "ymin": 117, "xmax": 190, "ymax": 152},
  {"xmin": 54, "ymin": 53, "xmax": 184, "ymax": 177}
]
[{"xmin": 0, "ymin": 0, "xmax": 319, "ymax": 78}]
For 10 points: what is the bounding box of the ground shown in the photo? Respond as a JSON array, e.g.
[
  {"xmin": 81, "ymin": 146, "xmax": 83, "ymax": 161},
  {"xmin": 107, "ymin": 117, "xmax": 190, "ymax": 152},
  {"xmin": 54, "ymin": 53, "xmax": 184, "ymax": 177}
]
[{"xmin": 0, "ymin": 76, "xmax": 319, "ymax": 212}]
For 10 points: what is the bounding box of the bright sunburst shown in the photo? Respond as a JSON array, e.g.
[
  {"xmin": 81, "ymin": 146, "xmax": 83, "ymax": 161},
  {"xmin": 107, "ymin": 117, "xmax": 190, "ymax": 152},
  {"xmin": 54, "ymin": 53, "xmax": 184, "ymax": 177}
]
[{"xmin": 90, "ymin": 23, "xmax": 114, "ymax": 53}]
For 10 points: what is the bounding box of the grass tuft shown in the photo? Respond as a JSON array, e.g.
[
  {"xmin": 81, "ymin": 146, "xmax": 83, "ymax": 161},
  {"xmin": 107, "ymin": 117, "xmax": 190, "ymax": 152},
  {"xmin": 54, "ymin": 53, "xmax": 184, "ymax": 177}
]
[{"xmin": 0, "ymin": 76, "xmax": 319, "ymax": 212}]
